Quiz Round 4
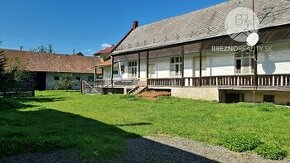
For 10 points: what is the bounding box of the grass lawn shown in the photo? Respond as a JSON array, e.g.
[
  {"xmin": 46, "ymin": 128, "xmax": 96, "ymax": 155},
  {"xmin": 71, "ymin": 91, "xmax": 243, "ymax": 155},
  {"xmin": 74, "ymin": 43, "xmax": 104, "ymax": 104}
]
[{"xmin": 0, "ymin": 91, "xmax": 289, "ymax": 159}]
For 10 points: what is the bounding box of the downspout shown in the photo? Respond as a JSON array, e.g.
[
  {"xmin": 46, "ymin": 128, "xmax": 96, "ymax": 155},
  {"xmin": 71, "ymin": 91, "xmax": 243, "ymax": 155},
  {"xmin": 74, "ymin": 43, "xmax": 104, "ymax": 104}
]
[{"xmin": 111, "ymin": 56, "xmax": 114, "ymax": 87}]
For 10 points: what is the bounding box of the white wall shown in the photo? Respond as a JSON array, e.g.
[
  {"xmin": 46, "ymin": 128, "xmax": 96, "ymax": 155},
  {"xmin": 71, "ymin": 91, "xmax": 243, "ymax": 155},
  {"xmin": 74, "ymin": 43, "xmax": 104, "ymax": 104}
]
[
  {"xmin": 46, "ymin": 72, "xmax": 93, "ymax": 90},
  {"xmin": 206, "ymin": 53, "xmax": 235, "ymax": 76},
  {"xmin": 102, "ymin": 62, "xmax": 127, "ymax": 80},
  {"xmin": 103, "ymin": 60, "xmax": 148, "ymax": 80},
  {"xmin": 257, "ymin": 41, "xmax": 290, "ymax": 75}
]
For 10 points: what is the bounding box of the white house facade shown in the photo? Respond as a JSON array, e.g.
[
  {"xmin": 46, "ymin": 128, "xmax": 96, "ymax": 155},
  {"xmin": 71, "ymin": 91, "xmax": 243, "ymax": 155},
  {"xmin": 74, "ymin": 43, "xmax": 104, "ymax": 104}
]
[{"xmin": 94, "ymin": 0, "xmax": 290, "ymax": 104}]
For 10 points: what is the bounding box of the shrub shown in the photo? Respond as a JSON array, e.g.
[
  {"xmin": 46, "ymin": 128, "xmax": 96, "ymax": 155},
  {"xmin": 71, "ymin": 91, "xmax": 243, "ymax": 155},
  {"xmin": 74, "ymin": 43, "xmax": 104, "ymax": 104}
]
[
  {"xmin": 256, "ymin": 144, "xmax": 287, "ymax": 160},
  {"xmin": 222, "ymin": 133, "xmax": 262, "ymax": 152},
  {"xmin": 57, "ymin": 74, "xmax": 77, "ymax": 90}
]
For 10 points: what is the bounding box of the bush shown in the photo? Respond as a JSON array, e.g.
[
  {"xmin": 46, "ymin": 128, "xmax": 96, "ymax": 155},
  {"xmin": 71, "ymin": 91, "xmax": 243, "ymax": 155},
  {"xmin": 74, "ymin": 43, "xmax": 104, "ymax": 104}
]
[
  {"xmin": 222, "ymin": 133, "xmax": 262, "ymax": 152},
  {"xmin": 256, "ymin": 144, "xmax": 287, "ymax": 160},
  {"xmin": 57, "ymin": 74, "xmax": 77, "ymax": 90}
]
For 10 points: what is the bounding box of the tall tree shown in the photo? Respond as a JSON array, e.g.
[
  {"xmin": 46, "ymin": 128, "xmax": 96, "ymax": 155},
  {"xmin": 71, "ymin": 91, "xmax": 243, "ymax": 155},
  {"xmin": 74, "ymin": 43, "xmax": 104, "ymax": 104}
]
[{"xmin": 0, "ymin": 50, "xmax": 5, "ymax": 91}]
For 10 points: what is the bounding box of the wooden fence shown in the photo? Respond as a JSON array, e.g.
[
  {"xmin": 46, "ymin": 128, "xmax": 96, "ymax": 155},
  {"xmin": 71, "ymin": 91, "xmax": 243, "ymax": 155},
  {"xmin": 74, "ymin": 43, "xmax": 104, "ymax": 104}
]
[{"xmin": 0, "ymin": 81, "xmax": 35, "ymax": 98}]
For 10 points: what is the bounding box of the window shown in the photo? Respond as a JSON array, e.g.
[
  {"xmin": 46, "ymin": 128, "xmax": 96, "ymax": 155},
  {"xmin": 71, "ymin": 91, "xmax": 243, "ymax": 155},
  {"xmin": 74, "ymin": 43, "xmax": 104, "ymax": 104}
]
[
  {"xmin": 113, "ymin": 70, "xmax": 119, "ymax": 75},
  {"xmin": 225, "ymin": 93, "xmax": 244, "ymax": 103},
  {"xmin": 128, "ymin": 61, "xmax": 137, "ymax": 78},
  {"xmin": 112, "ymin": 63, "xmax": 119, "ymax": 75},
  {"xmin": 76, "ymin": 77, "xmax": 81, "ymax": 81},
  {"xmin": 121, "ymin": 65, "xmax": 125, "ymax": 74},
  {"xmin": 170, "ymin": 57, "xmax": 182, "ymax": 77},
  {"xmin": 264, "ymin": 95, "xmax": 275, "ymax": 103},
  {"xmin": 54, "ymin": 76, "xmax": 59, "ymax": 81},
  {"xmin": 235, "ymin": 51, "xmax": 254, "ymax": 74}
]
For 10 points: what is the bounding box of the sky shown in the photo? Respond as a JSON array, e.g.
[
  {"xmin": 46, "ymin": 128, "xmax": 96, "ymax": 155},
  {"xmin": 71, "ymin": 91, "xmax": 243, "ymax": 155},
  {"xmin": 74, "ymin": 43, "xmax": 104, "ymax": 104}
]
[{"xmin": 0, "ymin": 0, "xmax": 225, "ymax": 56}]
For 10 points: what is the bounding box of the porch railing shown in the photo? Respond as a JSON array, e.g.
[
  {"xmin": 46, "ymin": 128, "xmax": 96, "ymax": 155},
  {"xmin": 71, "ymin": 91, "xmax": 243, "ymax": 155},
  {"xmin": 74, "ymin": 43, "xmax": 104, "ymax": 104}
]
[
  {"xmin": 148, "ymin": 74, "xmax": 290, "ymax": 87},
  {"xmin": 147, "ymin": 78, "xmax": 184, "ymax": 87},
  {"xmin": 82, "ymin": 79, "xmax": 139, "ymax": 89}
]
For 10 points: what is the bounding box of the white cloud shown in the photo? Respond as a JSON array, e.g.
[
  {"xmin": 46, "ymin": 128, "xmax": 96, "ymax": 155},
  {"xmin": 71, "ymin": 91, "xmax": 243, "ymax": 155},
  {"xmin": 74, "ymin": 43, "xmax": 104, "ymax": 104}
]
[{"xmin": 101, "ymin": 43, "xmax": 113, "ymax": 49}]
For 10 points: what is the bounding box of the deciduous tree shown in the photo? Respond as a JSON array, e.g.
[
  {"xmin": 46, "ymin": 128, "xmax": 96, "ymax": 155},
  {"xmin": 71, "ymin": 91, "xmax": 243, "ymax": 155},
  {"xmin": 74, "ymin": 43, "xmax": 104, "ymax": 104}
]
[{"xmin": 57, "ymin": 73, "xmax": 77, "ymax": 91}]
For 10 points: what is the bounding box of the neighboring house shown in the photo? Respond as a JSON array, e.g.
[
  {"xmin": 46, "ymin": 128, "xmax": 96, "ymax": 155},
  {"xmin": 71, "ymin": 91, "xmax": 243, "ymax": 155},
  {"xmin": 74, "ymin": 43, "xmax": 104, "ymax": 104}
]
[
  {"xmin": 94, "ymin": 46, "xmax": 114, "ymax": 80},
  {"xmin": 2, "ymin": 49, "xmax": 100, "ymax": 90},
  {"xmin": 92, "ymin": 0, "xmax": 290, "ymax": 105},
  {"xmin": 94, "ymin": 21, "xmax": 139, "ymax": 82}
]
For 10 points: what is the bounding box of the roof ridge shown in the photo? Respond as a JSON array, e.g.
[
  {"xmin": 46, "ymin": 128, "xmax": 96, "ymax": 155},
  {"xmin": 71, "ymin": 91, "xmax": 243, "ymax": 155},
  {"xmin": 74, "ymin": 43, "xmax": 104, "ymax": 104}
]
[{"xmin": 0, "ymin": 48, "xmax": 96, "ymax": 57}]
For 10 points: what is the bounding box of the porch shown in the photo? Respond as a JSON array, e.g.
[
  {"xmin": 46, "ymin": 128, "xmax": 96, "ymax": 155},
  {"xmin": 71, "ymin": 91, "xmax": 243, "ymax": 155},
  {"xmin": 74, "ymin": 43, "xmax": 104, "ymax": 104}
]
[{"xmin": 147, "ymin": 74, "xmax": 290, "ymax": 90}]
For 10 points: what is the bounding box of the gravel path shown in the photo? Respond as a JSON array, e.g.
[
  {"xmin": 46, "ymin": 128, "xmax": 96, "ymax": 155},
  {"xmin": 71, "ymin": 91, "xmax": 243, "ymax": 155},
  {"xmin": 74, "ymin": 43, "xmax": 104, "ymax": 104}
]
[{"xmin": 1, "ymin": 135, "xmax": 289, "ymax": 163}]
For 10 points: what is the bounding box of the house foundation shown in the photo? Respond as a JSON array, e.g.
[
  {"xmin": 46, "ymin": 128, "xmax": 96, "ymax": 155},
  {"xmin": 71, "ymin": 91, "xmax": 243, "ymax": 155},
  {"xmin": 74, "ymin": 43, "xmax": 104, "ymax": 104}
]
[{"xmin": 171, "ymin": 87, "xmax": 219, "ymax": 102}]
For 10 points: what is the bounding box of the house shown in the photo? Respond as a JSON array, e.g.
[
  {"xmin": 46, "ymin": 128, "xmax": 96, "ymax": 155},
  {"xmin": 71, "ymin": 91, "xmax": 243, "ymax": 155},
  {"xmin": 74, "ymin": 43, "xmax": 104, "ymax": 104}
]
[
  {"xmin": 94, "ymin": 21, "xmax": 139, "ymax": 83},
  {"xmin": 94, "ymin": 46, "xmax": 114, "ymax": 80},
  {"xmin": 91, "ymin": 0, "xmax": 290, "ymax": 104},
  {"xmin": 2, "ymin": 49, "xmax": 100, "ymax": 90}
]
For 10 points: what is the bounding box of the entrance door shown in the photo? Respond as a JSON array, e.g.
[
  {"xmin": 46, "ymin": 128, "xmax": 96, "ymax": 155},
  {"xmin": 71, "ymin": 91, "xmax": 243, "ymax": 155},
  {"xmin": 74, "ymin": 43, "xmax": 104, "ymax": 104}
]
[{"xmin": 33, "ymin": 72, "xmax": 46, "ymax": 90}]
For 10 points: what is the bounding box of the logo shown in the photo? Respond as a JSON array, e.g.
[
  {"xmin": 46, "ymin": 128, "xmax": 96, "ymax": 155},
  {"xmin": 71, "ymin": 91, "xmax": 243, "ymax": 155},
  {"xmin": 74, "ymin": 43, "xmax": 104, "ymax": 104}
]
[{"xmin": 225, "ymin": 7, "xmax": 259, "ymax": 42}]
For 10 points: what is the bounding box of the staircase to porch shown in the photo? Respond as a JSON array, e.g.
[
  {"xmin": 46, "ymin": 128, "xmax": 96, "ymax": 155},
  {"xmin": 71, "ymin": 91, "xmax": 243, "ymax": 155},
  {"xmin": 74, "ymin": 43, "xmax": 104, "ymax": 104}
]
[
  {"xmin": 81, "ymin": 79, "xmax": 140, "ymax": 95},
  {"xmin": 128, "ymin": 86, "xmax": 148, "ymax": 95}
]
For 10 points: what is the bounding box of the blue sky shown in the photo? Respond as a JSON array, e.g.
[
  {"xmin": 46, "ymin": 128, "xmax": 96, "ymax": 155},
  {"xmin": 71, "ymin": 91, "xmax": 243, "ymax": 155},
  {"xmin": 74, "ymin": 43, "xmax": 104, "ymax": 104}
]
[{"xmin": 0, "ymin": 0, "xmax": 225, "ymax": 55}]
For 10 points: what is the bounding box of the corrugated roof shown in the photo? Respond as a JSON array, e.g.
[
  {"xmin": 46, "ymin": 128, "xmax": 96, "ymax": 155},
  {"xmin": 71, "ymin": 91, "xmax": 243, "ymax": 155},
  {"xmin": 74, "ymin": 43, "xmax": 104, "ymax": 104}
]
[
  {"xmin": 114, "ymin": 0, "xmax": 290, "ymax": 54},
  {"xmin": 2, "ymin": 49, "xmax": 101, "ymax": 74}
]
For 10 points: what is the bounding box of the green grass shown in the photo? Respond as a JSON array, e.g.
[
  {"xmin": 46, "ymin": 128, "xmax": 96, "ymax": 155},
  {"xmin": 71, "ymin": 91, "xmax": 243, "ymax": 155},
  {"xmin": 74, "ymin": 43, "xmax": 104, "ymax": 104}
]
[{"xmin": 0, "ymin": 91, "xmax": 290, "ymax": 159}]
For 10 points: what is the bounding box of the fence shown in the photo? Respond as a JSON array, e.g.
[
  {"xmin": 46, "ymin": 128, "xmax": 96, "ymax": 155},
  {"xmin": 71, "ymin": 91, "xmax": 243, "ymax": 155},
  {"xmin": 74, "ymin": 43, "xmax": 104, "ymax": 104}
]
[{"xmin": 0, "ymin": 81, "xmax": 35, "ymax": 98}]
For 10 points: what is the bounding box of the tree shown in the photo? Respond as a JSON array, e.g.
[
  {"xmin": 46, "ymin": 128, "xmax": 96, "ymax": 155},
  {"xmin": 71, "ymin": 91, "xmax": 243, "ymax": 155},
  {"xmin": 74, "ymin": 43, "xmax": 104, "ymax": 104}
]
[
  {"xmin": 57, "ymin": 74, "xmax": 77, "ymax": 90},
  {"xmin": 4, "ymin": 56, "xmax": 33, "ymax": 82},
  {"xmin": 0, "ymin": 50, "xmax": 5, "ymax": 91},
  {"xmin": 32, "ymin": 44, "xmax": 54, "ymax": 53}
]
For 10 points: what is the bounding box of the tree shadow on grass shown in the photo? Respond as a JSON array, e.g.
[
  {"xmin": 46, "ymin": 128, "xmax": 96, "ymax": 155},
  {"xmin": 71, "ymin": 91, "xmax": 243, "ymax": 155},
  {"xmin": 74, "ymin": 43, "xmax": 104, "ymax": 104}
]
[
  {"xmin": 0, "ymin": 98, "xmax": 218, "ymax": 162},
  {"xmin": 17, "ymin": 97, "xmax": 65, "ymax": 103}
]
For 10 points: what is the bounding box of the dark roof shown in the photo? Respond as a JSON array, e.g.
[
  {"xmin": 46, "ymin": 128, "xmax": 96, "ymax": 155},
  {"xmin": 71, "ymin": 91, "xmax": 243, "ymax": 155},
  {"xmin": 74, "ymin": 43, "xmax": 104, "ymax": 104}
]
[
  {"xmin": 2, "ymin": 49, "xmax": 101, "ymax": 74},
  {"xmin": 114, "ymin": 0, "xmax": 290, "ymax": 54}
]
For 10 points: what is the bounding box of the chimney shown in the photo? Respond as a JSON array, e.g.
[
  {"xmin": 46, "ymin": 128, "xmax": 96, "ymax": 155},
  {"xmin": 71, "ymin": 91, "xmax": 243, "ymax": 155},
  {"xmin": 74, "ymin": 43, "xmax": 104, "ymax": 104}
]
[{"xmin": 133, "ymin": 21, "xmax": 138, "ymax": 30}]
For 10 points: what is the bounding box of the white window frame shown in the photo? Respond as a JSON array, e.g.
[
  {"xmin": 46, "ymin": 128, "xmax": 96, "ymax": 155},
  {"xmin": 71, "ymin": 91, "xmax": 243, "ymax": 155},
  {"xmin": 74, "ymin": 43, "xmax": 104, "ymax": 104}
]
[
  {"xmin": 235, "ymin": 51, "xmax": 254, "ymax": 74},
  {"xmin": 128, "ymin": 61, "xmax": 137, "ymax": 78}
]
